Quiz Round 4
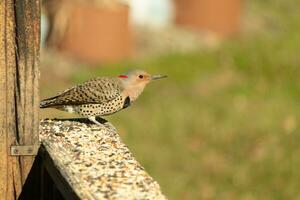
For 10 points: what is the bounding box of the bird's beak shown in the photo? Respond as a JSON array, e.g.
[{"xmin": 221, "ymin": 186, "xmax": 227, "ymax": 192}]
[{"xmin": 151, "ymin": 74, "xmax": 167, "ymax": 80}]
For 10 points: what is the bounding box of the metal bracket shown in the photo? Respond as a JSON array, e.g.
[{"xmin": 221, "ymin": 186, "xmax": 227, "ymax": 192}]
[{"xmin": 10, "ymin": 145, "xmax": 40, "ymax": 156}]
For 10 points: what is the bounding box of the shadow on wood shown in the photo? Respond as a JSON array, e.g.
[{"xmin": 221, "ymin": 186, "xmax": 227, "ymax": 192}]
[
  {"xmin": 47, "ymin": 117, "xmax": 108, "ymax": 124},
  {"xmin": 19, "ymin": 146, "xmax": 79, "ymax": 200}
]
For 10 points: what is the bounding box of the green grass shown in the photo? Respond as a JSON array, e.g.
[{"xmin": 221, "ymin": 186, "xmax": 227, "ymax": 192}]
[{"xmin": 41, "ymin": 0, "xmax": 300, "ymax": 199}]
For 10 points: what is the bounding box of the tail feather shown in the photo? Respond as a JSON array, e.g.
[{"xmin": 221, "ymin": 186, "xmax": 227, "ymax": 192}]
[{"xmin": 40, "ymin": 96, "xmax": 58, "ymax": 108}]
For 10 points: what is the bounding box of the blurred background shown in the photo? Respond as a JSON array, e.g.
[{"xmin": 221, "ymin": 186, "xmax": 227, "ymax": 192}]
[{"xmin": 40, "ymin": 0, "xmax": 300, "ymax": 199}]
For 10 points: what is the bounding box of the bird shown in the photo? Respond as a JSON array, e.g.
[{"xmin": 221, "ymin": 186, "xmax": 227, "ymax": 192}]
[{"xmin": 40, "ymin": 69, "xmax": 167, "ymax": 125}]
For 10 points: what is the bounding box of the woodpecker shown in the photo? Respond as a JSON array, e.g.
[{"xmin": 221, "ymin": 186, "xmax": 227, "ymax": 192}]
[{"xmin": 40, "ymin": 69, "xmax": 167, "ymax": 125}]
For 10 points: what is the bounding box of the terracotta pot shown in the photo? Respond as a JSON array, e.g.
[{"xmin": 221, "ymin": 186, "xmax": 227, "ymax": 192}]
[
  {"xmin": 59, "ymin": 4, "xmax": 132, "ymax": 64},
  {"xmin": 175, "ymin": 0, "xmax": 241, "ymax": 36}
]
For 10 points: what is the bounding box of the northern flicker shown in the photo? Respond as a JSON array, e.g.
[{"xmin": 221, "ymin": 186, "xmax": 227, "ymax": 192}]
[{"xmin": 40, "ymin": 69, "xmax": 167, "ymax": 125}]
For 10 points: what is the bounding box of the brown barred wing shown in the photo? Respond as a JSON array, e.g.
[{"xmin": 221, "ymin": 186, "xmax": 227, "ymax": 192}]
[{"xmin": 40, "ymin": 77, "xmax": 122, "ymax": 108}]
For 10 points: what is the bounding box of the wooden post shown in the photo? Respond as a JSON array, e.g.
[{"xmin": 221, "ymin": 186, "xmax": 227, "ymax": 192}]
[{"xmin": 0, "ymin": 0, "xmax": 40, "ymax": 199}]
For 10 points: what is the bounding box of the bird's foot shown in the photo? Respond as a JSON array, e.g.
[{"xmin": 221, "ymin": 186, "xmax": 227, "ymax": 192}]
[{"xmin": 88, "ymin": 117, "xmax": 106, "ymax": 129}]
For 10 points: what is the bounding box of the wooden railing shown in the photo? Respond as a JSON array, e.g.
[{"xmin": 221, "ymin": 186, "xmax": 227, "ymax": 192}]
[{"xmin": 20, "ymin": 119, "xmax": 166, "ymax": 199}]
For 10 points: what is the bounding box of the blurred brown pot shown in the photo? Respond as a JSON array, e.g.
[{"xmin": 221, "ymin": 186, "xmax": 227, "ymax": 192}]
[
  {"xmin": 58, "ymin": 3, "xmax": 132, "ymax": 64},
  {"xmin": 175, "ymin": 0, "xmax": 241, "ymax": 36}
]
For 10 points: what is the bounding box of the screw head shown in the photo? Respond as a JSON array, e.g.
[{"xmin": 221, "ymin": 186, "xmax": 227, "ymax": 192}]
[{"xmin": 14, "ymin": 149, "xmax": 19, "ymax": 154}]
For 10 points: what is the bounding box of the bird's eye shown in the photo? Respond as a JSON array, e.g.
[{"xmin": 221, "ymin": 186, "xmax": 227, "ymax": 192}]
[{"xmin": 138, "ymin": 75, "xmax": 144, "ymax": 79}]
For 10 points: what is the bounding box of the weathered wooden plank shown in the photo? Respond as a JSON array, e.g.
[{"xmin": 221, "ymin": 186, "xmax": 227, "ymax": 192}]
[
  {"xmin": 0, "ymin": 1, "xmax": 20, "ymax": 198},
  {"xmin": 14, "ymin": 0, "xmax": 40, "ymax": 183},
  {"xmin": 40, "ymin": 119, "xmax": 166, "ymax": 200},
  {"xmin": 0, "ymin": 1, "xmax": 7, "ymax": 198},
  {"xmin": 0, "ymin": 0, "xmax": 40, "ymax": 199}
]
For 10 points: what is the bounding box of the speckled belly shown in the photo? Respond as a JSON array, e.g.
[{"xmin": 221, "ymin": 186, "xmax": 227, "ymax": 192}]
[{"xmin": 73, "ymin": 96, "xmax": 126, "ymax": 117}]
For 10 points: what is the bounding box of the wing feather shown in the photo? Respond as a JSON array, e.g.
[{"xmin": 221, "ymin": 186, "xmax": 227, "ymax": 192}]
[{"xmin": 40, "ymin": 77, "xmax": 122, "ymax": 108}]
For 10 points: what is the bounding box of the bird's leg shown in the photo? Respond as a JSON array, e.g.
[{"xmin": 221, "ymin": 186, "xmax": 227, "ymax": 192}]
[{"xmin": 88, "ymin": 116, "xmax": 106, "ymax": 128}]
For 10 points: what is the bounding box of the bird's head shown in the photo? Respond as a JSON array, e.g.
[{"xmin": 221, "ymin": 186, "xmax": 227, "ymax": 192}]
[{"xmin": 118, "ymin": 69, "xmax": 167, "ymax": 101}]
